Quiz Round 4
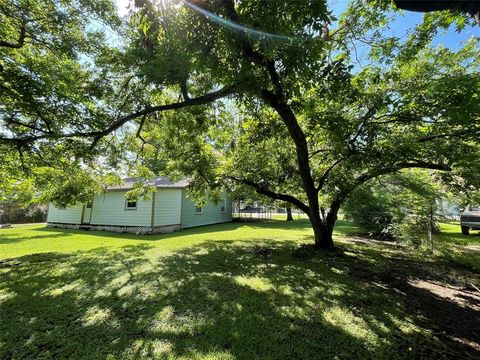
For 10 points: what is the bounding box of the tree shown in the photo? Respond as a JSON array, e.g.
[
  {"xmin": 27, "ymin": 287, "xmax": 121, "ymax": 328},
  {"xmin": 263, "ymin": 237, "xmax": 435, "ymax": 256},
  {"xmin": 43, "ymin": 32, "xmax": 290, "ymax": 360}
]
[
  {"xmin": 286, "ymin": 207, "xmax": 293, "ymax": 222},
  {"xmin": 393, "ymin": 0, "xmax": 480, "ymax": 26},
  {"xmin": 0, "ymin": 0, "xmax": 126, "ymax": 204},
  {"xmin": 1, "ymin": 0, "xmax": 479, "ymax": 250}
]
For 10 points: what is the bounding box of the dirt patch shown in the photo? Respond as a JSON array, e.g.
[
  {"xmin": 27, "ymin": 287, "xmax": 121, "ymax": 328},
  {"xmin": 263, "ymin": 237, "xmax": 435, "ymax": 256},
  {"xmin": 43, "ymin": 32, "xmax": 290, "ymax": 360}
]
[
  {"xmin": 408, "ymin": 279, "xmax": 480, "ymax": 311},
  {"xmin": 346, "ymin": 235, "xmax": 401, "ymax": 246},
  {"xmin": 403, "ymin": 278, "xmax": 480, "ymax": 358},
  {"xmin": 464, "ymin": 245, "xmax": 480, "ymax": 253},
  {"xmin": 342, "ymin": 236, "xmax": 480, "ymax": 358}
]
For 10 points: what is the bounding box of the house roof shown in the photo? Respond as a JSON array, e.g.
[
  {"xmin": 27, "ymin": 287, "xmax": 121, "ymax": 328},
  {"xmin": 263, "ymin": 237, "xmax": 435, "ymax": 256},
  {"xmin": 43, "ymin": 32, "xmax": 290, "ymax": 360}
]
[{"xmin": 108, "ymin": 177, "xmax": 189, "ymax": 191}]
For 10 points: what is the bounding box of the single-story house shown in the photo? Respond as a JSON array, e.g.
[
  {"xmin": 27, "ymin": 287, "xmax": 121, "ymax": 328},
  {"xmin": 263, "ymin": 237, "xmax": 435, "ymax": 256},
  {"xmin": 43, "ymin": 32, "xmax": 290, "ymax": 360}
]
[{"xmin": 47, "ymin": 177, "xmax": 232, "ymax": 234}]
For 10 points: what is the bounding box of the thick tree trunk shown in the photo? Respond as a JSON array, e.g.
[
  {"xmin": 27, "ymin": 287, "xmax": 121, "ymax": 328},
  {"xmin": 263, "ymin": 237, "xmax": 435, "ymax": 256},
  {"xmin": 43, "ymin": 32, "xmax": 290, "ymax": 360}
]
[
  {"xmin": 313, "ymin": 223, "xmax": 334, "ymax": 250},
  {"xmin": 308, "ymin": 208, "xmax": 335, "ymax": 250},
  {"xmin": 286, "ymin": 207, "xmax": 293, "ymax": 221}
]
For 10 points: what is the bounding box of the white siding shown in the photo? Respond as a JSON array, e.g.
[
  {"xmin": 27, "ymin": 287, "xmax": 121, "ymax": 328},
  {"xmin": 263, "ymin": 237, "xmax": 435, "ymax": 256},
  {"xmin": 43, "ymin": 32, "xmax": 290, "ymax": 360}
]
[
  {"xmin": 154, "ymin": 189, "xmax": 182, "ymax": 226},
  {"xmin": 90, "ymin": 191, "xmax": 152, "ymax": 227},
  {"xmin": 47, "ymin": 204, "xmax": 83, "ymax": 224}
]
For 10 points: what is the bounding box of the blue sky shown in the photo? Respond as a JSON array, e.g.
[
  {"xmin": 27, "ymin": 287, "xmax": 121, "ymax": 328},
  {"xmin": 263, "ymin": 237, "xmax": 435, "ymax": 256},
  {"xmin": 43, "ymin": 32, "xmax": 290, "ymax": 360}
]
[
  {"xmin": 390, "ymin": 10, "xmax": 478, "ymax": 50},
  {"xmin": 327, "ymin": 0, "xmax": 479, "ymax": 51}
]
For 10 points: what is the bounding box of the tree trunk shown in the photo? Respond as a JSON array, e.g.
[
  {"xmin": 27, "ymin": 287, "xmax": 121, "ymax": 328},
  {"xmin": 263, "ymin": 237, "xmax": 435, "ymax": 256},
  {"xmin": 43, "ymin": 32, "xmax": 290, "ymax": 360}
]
[
  {"xmin": 308, "ymin": 209, "xmax": 335, "ymax": 250},
  {"xmin": 286, "ymin": 207, "xmax": 293, "ymax": 221}
]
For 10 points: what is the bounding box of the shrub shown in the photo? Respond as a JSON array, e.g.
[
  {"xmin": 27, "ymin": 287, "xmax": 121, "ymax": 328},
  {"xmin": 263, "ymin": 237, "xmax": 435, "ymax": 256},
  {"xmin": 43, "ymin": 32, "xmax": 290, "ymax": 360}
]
[{"xmin": 344, "ymin": 170, "xmax": 443, "ymax": 249}]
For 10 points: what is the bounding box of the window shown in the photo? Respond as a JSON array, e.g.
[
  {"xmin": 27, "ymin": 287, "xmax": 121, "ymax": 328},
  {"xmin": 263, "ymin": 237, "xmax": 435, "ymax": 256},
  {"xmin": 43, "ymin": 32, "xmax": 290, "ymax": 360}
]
[
  {"xmin": 195, "ymin": 206, "xmax": 203, "ymax": 214},
  {"xmin": 126, "ymin": 199, "xmax": 137, "ymax": 210},
  {"xmin": 86, "ymin": 202, "xmax": 93, "ymax": 209},
  {"xmin": 220, "ymin": 199, "xmax": 226, "ymax": 213}
]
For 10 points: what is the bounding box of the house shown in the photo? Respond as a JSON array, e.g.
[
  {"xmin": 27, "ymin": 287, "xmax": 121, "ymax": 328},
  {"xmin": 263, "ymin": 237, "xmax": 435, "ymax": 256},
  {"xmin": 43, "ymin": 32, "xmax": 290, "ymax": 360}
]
[{"xmin": 47, "ymin": 177, "xmax": 232, "ymax": 234}]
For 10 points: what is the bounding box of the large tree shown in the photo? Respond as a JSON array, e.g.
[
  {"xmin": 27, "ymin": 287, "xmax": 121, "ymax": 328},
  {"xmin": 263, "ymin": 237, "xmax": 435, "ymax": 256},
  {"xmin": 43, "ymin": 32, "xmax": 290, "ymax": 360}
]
[
  {"xmin": 393, "ymin": 0, "xmax": 480, "ymax": 26},
  {"xmin": 1, "ymin": 0, "xmax": 479, "ymax": 249},
  {"xmin": 0, "ymin": 0, "xmax": 128, "ymax": 203}
]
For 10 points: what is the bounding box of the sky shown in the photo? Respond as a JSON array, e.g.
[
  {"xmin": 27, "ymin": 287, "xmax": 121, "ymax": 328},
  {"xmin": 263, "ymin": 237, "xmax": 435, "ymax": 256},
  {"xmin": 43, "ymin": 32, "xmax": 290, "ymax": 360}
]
[
  {"xmin": 113, "ymin": 0, "xmax": 479, "ymax": 51},
  {"xmin": 115, "ymin": 0, "xmax": 131, "ymax": 17}
]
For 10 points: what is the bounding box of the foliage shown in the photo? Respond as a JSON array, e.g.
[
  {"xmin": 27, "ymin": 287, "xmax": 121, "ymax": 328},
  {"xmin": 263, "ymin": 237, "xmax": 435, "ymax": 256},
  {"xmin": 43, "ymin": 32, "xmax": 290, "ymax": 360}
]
[
  {"xmin": 1, "ymin": 0, "xmax": 480, "ymax": 249},
  {"xmin": 344, "ymin": 170, "xmax": 446, "ymax": 248},
  {"xmin": 0, "ymin": 0, "xmax": 131, "ymax": 205},
  {"xmin": 0, "ymin": 201, "xmax": 47, "ymax": 224},
  {"xmin": 343, "ymin": 186, "xmax": 394, "ymax": 240}
]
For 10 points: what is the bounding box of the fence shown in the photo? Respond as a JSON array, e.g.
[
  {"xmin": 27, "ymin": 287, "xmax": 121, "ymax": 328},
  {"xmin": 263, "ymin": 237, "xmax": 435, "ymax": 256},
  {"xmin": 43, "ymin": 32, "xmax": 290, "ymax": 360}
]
[{"xmin": 232, "ymin": 200, "xmax": 274, "ymax": 221}]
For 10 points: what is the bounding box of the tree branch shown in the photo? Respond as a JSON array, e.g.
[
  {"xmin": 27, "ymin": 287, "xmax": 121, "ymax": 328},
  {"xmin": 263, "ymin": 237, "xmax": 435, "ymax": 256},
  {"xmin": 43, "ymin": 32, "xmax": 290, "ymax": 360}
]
[
  {"xmin": 200, "ymin": 0, "xmax": 319, "ymax": 211},
  {"xmin": 417, "ymin": 128, "xmax": 480, "ymax": 143},
  {"xmin": 348, "ymin": 107, "xmax": 376, "ymax": 148},
  {"xmin": 316, "ymin": 155, "xmax": 352, "ymax": 191},
  {"xmin": 0, "ymin": 85, "xmax": 237, "ymax": 145},
  {"xmin": 326, "ymin": 160, "xmax": 452, "ymax": 228},
  {"xmin": 354, "ymin": 161, "xmax": 451, "ymax": 187},
  {"xmin": 0, "ymin": 22, "xmax": 26, "ymax": 49},
  {"xmin": 227, "ymin": 176, "xmax": 310, "ymax": 214}
]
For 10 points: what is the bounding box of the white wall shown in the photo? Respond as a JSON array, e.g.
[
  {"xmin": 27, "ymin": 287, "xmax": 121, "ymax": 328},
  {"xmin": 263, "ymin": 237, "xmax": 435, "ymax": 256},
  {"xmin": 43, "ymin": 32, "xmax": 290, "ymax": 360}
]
[
  {"xmin": 181, "ymin": 193, "xmax": 232, "ymax": 228},
  {"xmin": 47, "ymin": 204, "xmax": 83, "ymax": 224},
  {"xmin": 90, "ymin": 191, "xmax": 152, "ymax": 227},
  {"xmin": 154, "ymin": 189, "xmax": 182, "ymax": 226}
]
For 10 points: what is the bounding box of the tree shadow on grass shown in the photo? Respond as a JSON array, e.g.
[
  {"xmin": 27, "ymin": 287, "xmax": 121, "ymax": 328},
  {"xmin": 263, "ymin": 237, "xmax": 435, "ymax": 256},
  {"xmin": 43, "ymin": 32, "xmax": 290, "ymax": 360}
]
[
  {"xmin": 29, "ymin": 218, "xmax": 356, "ymax": 240},
  {"xmin": 1, "ymin": 239, "xmax": 476, "ymax": 359},
  {"xmin": 28, "ymin": 220, "xmax": 310, "ymax": 240},
  {"xmin": 331, "ymin": 243, "xmax": 480, "ymax": 358},
  {"xmin": 0, "ymin": 232, "xmax": 73, "ymax": 244}
]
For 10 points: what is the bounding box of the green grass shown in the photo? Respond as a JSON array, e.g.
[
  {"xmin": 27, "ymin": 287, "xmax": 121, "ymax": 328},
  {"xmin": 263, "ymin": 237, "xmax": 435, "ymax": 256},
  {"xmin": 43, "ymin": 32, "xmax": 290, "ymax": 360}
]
[
  {"xmin": 433, "ymin": 222, "xmax": 480, "ymax": 271},
  {"xmin": 0, "ymin": 221, "xmax": 317, "ymax": 260},
  {"xmin": 0, "ymin": 220, "xmax": 478, "ymax": 359}
]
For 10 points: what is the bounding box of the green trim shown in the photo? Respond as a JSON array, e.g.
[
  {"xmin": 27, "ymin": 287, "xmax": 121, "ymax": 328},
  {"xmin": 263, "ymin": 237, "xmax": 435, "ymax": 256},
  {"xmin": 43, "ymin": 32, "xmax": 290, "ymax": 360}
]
[
  {"xmin": 180, "ymin": 189, "xmax": 184, "ymax": 227},
  {"xmin": 89, "ymin": 198, "xmax": 94, "ymax": 223},
  {"xmin": 151, "ymin": 192, "xmax": 156, "ymax": 227}
]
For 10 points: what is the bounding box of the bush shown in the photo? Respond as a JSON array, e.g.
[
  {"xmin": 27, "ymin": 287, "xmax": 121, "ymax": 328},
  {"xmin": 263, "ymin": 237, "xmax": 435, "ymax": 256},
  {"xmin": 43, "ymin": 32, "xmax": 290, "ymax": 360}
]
[
  {"xmin": 343, "ymin": 170, "xmax": 442, "ymax": 248},
  {"xmin": 392, "ymin": 216, "xmax": 438, "ymax": 249},
  {"xmin": 0, "ymin": 202, "xmax": 48, "ymax": 224},
  {"xmin": 344, "ymin": 197, "xmax": 396, "ymax": 240}
]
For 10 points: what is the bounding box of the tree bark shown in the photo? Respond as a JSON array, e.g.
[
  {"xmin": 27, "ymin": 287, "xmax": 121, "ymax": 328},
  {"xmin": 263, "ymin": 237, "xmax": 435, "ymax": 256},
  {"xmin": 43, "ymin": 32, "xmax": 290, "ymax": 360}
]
[
  {"xmin": 308, "ymin": 208, "xmax": 335, "ymax": 250},
  {"xmin": 286, "ymin": 207, "xmax": 293, "ymax": 221}
]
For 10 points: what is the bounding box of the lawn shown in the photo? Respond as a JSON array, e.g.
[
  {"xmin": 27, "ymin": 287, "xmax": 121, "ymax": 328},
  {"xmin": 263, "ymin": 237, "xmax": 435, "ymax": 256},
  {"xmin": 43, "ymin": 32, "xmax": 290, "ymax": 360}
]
[{"xmin": 0, "ymin": 220, "xmax": 479, "ymax": 359}]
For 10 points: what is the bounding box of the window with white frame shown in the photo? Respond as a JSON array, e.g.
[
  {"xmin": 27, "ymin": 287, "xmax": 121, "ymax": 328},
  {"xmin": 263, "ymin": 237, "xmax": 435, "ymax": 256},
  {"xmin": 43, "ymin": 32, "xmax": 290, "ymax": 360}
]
[
  {"xmin": 125, "ymin": 199, "xmax": 137, "ymax": 210},
  {"xmin": 220, "ymin": 199, "xmax": 226, "ymax": 213},
  {"xmin": 195, "ymin": 206, "xmax": 203, "ymax": 214}
]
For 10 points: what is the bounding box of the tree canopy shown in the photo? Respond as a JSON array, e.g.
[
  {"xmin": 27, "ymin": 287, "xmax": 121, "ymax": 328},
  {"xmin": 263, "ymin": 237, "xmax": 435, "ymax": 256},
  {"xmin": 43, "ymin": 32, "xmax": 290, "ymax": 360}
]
[{"xmin": 1, "ymin": 0, "xmax": 479, "ymax": 249}]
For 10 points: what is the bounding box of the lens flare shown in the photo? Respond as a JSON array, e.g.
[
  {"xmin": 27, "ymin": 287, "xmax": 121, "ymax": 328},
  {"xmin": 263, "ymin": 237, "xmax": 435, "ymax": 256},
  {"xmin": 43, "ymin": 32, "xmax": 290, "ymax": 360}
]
[{"xmin": 183, "ymin": 0, "xmax": 294, "ymax": 42}]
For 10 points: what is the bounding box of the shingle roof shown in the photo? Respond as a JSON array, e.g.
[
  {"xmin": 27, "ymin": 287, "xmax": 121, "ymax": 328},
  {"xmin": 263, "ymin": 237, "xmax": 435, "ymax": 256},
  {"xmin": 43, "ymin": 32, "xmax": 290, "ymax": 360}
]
[{"xmin": 108, "ymin": 177, "xmax": 189, "ymax": 190}]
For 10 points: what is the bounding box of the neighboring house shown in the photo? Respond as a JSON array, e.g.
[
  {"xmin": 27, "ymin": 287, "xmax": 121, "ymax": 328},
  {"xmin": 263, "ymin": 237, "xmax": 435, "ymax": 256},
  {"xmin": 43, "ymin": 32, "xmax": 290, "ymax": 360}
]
[{"xmin": 47, "ymin": 177, "xmax": 232, "ymax": 234}]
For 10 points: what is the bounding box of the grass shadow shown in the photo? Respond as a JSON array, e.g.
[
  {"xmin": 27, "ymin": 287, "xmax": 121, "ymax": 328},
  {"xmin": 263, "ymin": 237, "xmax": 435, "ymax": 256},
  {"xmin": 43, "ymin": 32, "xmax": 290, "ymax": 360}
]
[
  {"xmin": 1, "ymin": 237, "xmax": 477, "ymax": 359},
  {"xmin": 0, "ymin": 232, "xmax": 73, "ymax": 244}
]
